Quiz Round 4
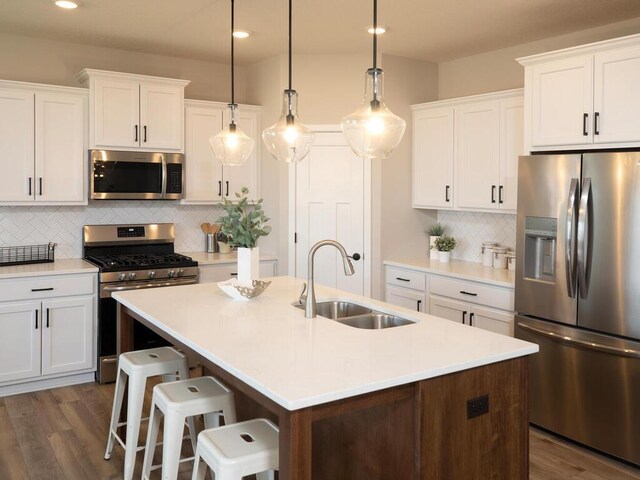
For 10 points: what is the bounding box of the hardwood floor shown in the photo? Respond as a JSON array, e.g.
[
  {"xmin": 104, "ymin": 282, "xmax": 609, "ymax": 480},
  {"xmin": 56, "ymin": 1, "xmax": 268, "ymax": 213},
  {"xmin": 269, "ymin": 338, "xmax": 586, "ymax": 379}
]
[{"xmin": 0, "ymin": 380, "xmax": 639, "ymax": 480}]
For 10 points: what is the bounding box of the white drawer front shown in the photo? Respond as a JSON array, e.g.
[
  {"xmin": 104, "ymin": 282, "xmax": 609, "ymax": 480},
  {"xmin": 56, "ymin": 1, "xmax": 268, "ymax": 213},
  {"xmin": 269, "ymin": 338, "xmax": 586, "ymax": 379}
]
[
  {"xmin": 430, "ymin": 275, "xmax": 513, "ymax": 311},
  {"xmin": 0, "ymin": 274, "xmax": 95, "ymax": 302},
  {"xmin": 386, "ymin": 266, "xmax": 426, "ymax": 292}
]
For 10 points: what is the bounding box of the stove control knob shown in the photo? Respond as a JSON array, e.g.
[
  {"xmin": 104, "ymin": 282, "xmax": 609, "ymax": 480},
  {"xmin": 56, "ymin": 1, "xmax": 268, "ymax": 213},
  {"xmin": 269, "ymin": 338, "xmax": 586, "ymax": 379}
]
[
  {"xmin": 148, "ymin": 271, "xmax": 156, "ymax": 279},
  {"xmin": 177, "ymin": 269, "xmax": 184, "ymax": 277},
  {"xmin": 117, "ymin": 273, "xmax": 126, "ymax": 281},
  {"xmin": 168, "ymin": 270, "xmax": 176, "ymax": 278},
  {"xmin": 127, "ymin": 272, "xmax": 136, "ymax": 280}
]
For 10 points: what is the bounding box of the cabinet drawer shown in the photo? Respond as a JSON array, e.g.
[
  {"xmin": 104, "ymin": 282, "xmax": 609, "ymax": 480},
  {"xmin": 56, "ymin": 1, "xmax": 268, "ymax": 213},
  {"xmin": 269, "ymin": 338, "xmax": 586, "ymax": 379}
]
[
  {"xmin": 0, "ymin": 274, "xmax": 95, "ymax": 302},
  {"xmin": 430, "ymin": 275, "xmax": 513, "ymax": 311},
  {"xmin": 386, "ymin": 266, "xmax": 426, "ymax": 291}
]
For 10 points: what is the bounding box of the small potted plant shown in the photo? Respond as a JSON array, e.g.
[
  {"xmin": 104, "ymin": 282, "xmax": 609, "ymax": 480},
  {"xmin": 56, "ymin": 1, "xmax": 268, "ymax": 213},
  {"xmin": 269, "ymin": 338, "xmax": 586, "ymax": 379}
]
[
  {"xmin": 426, "ymin": 223, "xmax": 447, "ymax": 260},
  {"xmin": 218, "ymin": 187, "xmax": 271, "ymax": 285},
  {"xmin": 433, "ymin": 235, "xmax": 456, "ymax": 263}
]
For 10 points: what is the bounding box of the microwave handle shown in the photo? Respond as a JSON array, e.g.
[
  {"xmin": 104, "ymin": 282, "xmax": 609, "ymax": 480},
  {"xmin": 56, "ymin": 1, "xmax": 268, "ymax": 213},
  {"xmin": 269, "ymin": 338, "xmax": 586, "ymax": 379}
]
[{"xmin": 161, "ymin": 156, "xmax": 167, "ymax": 198}]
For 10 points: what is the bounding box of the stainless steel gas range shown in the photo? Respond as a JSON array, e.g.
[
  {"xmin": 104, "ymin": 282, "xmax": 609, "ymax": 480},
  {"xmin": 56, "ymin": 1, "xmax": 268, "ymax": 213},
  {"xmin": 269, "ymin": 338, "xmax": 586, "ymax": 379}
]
[{"xmin": 83, "ymin": 223, "xmax": 198, "ymax": 383}]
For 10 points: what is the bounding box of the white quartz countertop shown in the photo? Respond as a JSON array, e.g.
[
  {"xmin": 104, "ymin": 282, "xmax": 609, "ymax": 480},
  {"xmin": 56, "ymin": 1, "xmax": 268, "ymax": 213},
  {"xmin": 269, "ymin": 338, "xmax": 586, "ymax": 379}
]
[
  {"xmin": 113, "ymin": 276, "xmax": 537, "ymax": 411},
  {"xmin": 384, "ymin": 257, "xmax": 514, "ymax": 288},
  {"xmin": 0, "ymin": 258, "xmax": 98, "ymax": 279},
  {"xmin": 180, "ymin": 251, "xmax": 277, "ymax": 266}
]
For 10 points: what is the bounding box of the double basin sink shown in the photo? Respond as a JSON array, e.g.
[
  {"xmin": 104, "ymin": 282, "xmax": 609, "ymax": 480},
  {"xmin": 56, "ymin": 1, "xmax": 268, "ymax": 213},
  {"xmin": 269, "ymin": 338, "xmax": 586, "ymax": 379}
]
[{"xmin": 294, "ymin": 301, "xmax": 415, "ymax": 330}]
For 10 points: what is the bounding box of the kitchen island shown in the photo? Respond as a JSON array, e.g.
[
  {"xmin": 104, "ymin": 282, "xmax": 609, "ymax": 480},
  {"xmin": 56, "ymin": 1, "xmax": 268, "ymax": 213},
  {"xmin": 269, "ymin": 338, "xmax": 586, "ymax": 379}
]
[{"xmin": 114, "ymin": 276, "xmax": 537, "ymax": 479}]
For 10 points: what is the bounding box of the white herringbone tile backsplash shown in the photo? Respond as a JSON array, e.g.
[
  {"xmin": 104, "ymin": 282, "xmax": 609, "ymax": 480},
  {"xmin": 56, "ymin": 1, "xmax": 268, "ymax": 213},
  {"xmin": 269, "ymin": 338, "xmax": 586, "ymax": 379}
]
[
  {"xmin": 437, "ymin": 211, "xmax": 516, "ymax": 263},
  {"xmin": 0, "ymin": 202, "xmax": 225, "ymax": 259}
]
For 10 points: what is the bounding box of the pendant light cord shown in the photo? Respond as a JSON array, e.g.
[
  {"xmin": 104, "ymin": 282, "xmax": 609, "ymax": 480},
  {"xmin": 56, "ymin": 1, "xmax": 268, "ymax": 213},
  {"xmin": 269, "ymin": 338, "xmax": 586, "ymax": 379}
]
[
  {"xmin": 372, "ymin": 0, "xmax": 377, "ymax": 70},
  {"xmin": 288, "ymin": 0, "xmax": 292, "ymax": 92},
  {"xmin": 231, "ymin": 0, "xmax": 235, "ymax": 105}
]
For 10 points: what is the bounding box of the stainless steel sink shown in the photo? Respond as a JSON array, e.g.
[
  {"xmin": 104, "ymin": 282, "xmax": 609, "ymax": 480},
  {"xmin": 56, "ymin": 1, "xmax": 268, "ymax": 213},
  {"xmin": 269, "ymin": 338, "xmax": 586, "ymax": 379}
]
[
  {"xmin": 293, "ymin": 301, "xmax": 415, "ymax": 329},
  {"xmin": 337, "ymin": 313, "xmax": 415, "ymax": 330}
]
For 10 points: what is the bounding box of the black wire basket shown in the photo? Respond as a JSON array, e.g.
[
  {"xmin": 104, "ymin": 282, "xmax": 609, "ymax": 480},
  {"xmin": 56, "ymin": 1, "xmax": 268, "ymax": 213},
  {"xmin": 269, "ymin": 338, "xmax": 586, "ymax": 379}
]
[{"xmin": 0, "ymin": 243, "xmax": 57, "ymax": 267}]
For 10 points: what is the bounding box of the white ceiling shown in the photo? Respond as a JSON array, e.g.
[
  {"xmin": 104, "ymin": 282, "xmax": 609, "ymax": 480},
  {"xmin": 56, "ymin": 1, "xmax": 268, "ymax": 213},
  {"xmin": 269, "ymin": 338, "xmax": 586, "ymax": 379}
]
[{"xmin": 3, "ymin": 0, "xmax": 640, "ymax": 64}]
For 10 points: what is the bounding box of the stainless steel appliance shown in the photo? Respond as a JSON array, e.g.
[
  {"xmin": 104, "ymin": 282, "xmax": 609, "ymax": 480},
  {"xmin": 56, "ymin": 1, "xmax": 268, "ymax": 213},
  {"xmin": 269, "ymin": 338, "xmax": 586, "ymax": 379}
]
[
  {"xmin": 515, "ymin": 152, "xmax": 640, "ymax": 465},
  {"xmin": 83, "ymin": 223, "xmax": 198, "ymax": 383},
  {"xmin": 90, "ymin": 149, "xmax": 184, "ymax": 200}
]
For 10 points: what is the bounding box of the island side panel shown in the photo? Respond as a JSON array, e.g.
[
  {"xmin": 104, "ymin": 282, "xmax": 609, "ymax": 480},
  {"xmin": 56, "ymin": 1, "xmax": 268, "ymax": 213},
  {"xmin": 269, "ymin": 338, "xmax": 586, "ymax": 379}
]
[{"xmin": 419, "ymin": 357, "xmax": 529, "ymax": 480}]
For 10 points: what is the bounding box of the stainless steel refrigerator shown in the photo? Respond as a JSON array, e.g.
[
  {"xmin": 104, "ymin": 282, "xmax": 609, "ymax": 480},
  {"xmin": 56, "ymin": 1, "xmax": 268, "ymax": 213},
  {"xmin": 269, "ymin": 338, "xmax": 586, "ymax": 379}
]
[{"xmin": 515, "ymin": 152, "xmax": 640, "ymax": 465}]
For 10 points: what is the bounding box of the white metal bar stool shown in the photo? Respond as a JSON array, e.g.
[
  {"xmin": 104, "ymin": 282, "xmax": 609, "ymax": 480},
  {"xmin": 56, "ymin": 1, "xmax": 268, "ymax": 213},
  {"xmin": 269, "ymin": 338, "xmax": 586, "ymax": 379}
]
[
  {"xmin": 191, "ymin": 418, "xmax": 279, "ymax": 480},
  {"xmin": 104, "ymin": 346, "xmax": 189, "ymax": 480},
  {"xmin": 141, "ymin": 375, "xmax": 237, "ymax": 480}
]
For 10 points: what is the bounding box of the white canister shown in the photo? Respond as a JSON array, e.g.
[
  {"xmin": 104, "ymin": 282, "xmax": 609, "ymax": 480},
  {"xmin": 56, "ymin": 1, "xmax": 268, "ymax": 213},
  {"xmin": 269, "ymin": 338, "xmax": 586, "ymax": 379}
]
[
  {"xmin": 507, "ymin": 251, "xmax": 516, "ymax": 271},
  {"xmin": 481, "ymin": 242, "xmax": 497, "ymax": 267},
  {"xmin": 493, "ymin": 247, "xmax": 508, "ymax": 269}
]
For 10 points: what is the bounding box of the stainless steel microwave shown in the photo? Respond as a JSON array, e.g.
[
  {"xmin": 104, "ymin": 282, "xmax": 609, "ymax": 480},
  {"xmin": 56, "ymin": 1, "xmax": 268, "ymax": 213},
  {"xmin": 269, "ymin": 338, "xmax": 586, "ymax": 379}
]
[{"xmin": 90, "ymin": 150, "xmax": 184, "ymax": 200}]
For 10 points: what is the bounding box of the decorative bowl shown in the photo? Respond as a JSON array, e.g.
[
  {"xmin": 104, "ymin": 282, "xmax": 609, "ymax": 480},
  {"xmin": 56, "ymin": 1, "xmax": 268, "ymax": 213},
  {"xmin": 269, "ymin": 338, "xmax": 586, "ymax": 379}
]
[{"xmin": 217, "ymin": 279, "xmax": 271, "ymax": 300}]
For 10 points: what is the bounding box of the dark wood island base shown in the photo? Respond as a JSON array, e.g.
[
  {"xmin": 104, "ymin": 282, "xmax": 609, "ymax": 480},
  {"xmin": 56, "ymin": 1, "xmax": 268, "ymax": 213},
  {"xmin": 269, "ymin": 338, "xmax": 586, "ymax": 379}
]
[{"xmin": 119, "ymin": 304, "xmax": 529, "ymax": 480}]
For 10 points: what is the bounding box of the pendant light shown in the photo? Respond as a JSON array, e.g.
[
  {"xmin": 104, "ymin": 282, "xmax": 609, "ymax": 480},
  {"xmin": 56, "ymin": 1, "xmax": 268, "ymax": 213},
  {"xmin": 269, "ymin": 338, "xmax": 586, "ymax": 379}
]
[
  {"xmin": 341, "ymin": 0, "xmax": 406, "ymax": 159},
  {"xmin": 262, "ymin": 0, "xmax": 314, "ymax": 164},
  {"xmin": 210, "ymin": 0, "xmax": 254, "ymax": 166}
]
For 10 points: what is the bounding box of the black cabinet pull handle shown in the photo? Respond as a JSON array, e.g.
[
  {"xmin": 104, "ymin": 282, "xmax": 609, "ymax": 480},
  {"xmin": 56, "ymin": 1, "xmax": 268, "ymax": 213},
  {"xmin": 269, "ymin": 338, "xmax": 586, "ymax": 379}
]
[
  {"xmin": 395, "ymin": 277, "xmax": 410, "ymax": 282},
  {"xmin": 135, "ymin": 125, "xmax": 138, "ymax": 142},
  {"xmin": 582, "ymin": 113, "xmax": 588, "ymax": 136},
  {"xmin": 470, "ymin": 312, "xmax": 475, "ymax": 326},
  {"xmin": 39, "ymin": 177, "xmax": 43, "ymax": 196},
  {"xmin": 491, "ymin": 185, "xmax": 496, "ymax": 204},
  {"xmin": 143, "ymin": 125, "xmax": 147, "ymax": 142},
  {"xmin": 225, "ymin": 181, "xmax": 230, "ymax": 196},
  {"xmin": 218, "ymin": 181, "xmax": 222, "ymax": 196},
  {"xmin": 31, "ymin": 287, "xmax": 54, "ymax": 292},
  {"xmin": 230, "ymin": 272, "xmax": 238, "ymax": 276},
  {"xmin": 28, "ymin": 177, "xmax": 32, "ymax": 196},
  {"xmin": 462, "ymin": 310, "xmax": 467, "ymax": 325},
  {"xmin": 499, "ymin": 185, "xmax": 504, "ymax": 204},
  {"xmin": 459, "ymin": 290, "xmax": 478, "ymax": 297},
  {"xmin": 46, "ymin": 308, "xmax": 50, "ymax": 328},
  {"xmin": 594, "ymin": 112, "xmax": 600, "ymax": 135},
  {"xmin": 35, "ymin": 310, "xmax": 38, "ymax": 330},
  {"xmin": 417, "ymin": 300, "xmax": 422, "ymax": 312},
  {"xmin": 445, "ymin": 185, "xmax": 450, "ymax": 202}
]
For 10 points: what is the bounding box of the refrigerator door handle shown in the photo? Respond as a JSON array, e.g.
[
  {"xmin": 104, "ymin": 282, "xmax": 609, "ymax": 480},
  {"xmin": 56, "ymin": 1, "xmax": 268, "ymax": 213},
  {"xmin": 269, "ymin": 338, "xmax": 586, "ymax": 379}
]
[
  {"xmin": 565, "ymin": 178, "xmax": 579, "ymax": 298},
  {"xmin": 577, "ymin": 177, "xmax": 592, "ymax": 299},
  {"xmin": 518, "ymin": 322, "xmax": 640, "ymax": 359}
]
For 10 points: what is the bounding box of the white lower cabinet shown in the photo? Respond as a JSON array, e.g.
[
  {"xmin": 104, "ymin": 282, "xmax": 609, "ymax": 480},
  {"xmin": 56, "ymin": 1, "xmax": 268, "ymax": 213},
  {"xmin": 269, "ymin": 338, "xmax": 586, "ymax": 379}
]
[
  {"xmin": 429, "ymin": 295, "xmax": 514, "ymax": 336},
  {"xmin": 386, "ymin": 286, "xmax": 426, "ymax": 313},
  {"xmin": 198, "ymin": 260, "xmax": 278, "ymax": 283},
  {"xmin": 0, "ymin": 301, "xmax": 41, "ymax": 384},
  {"xmin": 385, "ymin": 267, "xmax": 428, "ymax": 314}
]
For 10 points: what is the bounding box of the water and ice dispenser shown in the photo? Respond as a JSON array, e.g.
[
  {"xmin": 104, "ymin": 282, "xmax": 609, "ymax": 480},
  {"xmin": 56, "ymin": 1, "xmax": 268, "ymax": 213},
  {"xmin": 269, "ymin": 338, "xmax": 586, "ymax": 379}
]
[{"xmin": 523, "ymin": 216, "xmax": 557, "ymax": 282}]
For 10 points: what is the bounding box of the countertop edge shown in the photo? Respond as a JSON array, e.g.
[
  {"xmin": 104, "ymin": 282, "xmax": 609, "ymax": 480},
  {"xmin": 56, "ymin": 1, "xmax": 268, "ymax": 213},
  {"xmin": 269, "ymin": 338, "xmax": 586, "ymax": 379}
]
[{"xmin": 0, "ymin": 259, "xmax": 99, "ymax": 279}]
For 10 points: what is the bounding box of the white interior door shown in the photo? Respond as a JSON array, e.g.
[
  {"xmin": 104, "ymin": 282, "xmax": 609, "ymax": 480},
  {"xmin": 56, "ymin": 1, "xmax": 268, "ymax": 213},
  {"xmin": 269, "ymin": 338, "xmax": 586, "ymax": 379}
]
[{"xmin": 295, "ymin": 131, "xmax": 365, "ymax": 295}]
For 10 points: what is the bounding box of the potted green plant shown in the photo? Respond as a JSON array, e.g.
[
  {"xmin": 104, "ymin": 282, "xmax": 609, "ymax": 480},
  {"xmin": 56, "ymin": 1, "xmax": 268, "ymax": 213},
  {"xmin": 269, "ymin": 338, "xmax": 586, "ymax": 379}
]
[
  {"xmin": 426, "ymin": 223, "xmax": 447, "ymax": 260},
  {"xmin": 218, "ymin": 187, "xmax": 271, "ymax": 285},
  {"xmin": 433, "ymin": 235, "xmax": 456, "ymax": 263}
]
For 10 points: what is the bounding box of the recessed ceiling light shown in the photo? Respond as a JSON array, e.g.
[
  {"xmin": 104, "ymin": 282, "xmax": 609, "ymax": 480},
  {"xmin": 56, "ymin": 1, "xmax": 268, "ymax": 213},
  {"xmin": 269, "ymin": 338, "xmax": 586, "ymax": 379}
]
[
  {"xmin": 233, "ymin": 31, "xmax": 250, "ymax": 39},
  {"xmin": 367, "ymin": 26, "xmax": 386, "ymax": 35},
  {"xmin": 55, "ymin": 0, "xmax": 79, "ymax": 9}
]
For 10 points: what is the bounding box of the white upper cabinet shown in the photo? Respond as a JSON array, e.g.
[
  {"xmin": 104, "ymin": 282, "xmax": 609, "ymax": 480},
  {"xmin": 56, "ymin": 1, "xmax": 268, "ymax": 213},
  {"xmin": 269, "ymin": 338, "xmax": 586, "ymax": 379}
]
[
  {"xmin": 412, "ymin": 106, "xmax": 454, "ymax": 209},
  {"xmin": 520, "ymin": 33, "xmax": 640, "ymax": 151},
  {"xmin": 413, "ymin": 89, "xmax": 523, "ymax": 213},
  {"xmin": 77, "ymin": 69, "xmax": 190, "ymax": 152},
  {"xmin": 183, "ymin": 100, "xmax": 261, "ymax": 205},
  {"xmin": 0, "ymin": 82, "xmax": 87, "ymax": 205}
]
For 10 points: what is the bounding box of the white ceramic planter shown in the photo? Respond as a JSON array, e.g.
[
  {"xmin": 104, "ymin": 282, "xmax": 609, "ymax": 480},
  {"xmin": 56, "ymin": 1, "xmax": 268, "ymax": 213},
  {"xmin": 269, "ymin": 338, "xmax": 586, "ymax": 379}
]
[
  {"xmin": 237, "ymin": 247, "xmax": 260, "ymax": 285},
  {"xmin": 429, "ymin": 236, "xmax": 440, "ymax": 260},
  {"xmin": 438, "ymin": 251, "xmax": 451, "ymax": 263}
]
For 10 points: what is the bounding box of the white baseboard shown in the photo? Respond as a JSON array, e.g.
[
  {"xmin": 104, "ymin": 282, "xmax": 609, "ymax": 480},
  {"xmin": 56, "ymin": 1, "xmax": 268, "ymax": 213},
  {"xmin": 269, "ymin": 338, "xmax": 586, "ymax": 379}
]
[{"xmin": 0, "ymin": 372, "xmax": 96, "ymax": 397}]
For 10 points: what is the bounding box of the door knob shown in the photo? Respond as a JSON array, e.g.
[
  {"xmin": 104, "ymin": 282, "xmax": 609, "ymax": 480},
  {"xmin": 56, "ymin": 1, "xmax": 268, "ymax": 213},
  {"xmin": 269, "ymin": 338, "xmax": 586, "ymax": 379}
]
[{"xmin": 349, "ymin": 253, "xmax": 361, "ymax": 261}]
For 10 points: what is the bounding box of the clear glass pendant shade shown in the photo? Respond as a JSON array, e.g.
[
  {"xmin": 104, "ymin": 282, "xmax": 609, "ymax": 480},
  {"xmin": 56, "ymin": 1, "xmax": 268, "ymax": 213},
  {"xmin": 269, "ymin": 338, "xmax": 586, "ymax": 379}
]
[
  {"xmin": 209, "ymin": 104, "xmax": 254, "ymax": 166},
  {"xmin": 341, "ymin": 68, "xmax": 406, "ymax": 159},
  {"xmin": 262, "ymin": 90, "xmax": 314, "ymax": 164}
]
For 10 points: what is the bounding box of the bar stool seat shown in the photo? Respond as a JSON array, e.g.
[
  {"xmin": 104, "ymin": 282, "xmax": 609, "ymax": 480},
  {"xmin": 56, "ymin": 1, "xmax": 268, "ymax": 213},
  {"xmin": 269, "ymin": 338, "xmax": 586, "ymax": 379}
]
[
  {"xmin": 192, "ymin": 418, "xmax": 279, "ymax": 480},
  {"xmin": 142, "ymin": 375, "xmax": 237, "ymax": 480},
  {"xmin": 104, "ymin": 346, "xmax": 190, "ymax": 480}
]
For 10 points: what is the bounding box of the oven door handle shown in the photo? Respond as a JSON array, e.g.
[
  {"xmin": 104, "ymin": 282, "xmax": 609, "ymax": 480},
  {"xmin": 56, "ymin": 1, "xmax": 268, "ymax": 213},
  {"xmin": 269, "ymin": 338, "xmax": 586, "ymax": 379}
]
[{"xmin": 101, "ymin": 277, "xmax": 198, "ymax": 297}]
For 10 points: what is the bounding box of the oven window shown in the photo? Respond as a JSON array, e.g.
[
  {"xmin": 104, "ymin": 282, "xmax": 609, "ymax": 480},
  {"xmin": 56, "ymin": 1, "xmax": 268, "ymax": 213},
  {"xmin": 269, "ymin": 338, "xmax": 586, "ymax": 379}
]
[{"xmin": 93, "ymin": 161, "xmax": 163, "ymax": 194}]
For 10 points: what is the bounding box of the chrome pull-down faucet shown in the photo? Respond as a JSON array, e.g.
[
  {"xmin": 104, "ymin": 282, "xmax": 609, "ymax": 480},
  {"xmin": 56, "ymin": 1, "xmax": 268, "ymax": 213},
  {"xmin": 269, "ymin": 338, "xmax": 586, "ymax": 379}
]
[{"xmin": 305, "ymin": 240, "xmax": 356, "ymax": 318}]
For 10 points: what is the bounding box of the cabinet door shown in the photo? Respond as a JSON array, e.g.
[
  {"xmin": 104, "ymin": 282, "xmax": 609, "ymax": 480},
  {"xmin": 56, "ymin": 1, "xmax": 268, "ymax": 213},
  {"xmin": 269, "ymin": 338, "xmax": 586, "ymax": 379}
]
[
  {"xmin": 471, "ymin": 305, "xmax": 514, "ymax": 336},
  {"xmin": 35, "ymin": 92, "xmax": 85, "ymax": 203},
  {"xmin": 413, "ymin": 107, "xmax": 454, "ymax": 208},
  {"xmin": 455, "ymin": 101, "xmax": 500, "ymax": 210},
  {"xmin": 93, "ymin": 78, "xmax": 140, "ymax": 148},
  {"xmin": 386, "ymin": 286, "xmax": 426, "ymax": 313},
  {"xmin": 530, "ymin": 55, "xmax": 593, "ymax": 147},
  {"xmin": 593, "ymin": 45, "xmax": 640, "ymax": 143},
  {"xmin": 499, "ymin": 97, "xmax": 524, "ymax": 211},
  {"xmin": 0, "ymin": 301, "xmax": 41, "ymax": 383},
  {"xmin": 0, "ymin": 89, "xmax": 34, "ymax": 202},
  {"xmin": 41, "ymin": 297, "xmax": 94, "ymax": 376},
  {"xmin": 140, "ymin": 83, "xmax": 184, "ymax": 150},
  {"xmin": 184, "ymin": 103, "xmax": 224, "ymax": 203},
  {"xmin": 222, "ymin": 108, "xmax": 260, "ymax": 200},
  {"xmin": 429, "ymin": 295, "xmax": 468, "ymax": 325}
]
